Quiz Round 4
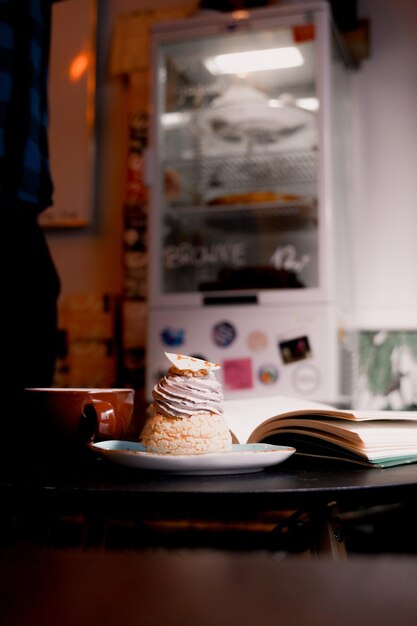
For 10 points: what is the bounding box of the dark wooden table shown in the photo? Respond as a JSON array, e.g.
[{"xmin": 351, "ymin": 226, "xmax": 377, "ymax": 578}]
[
  {"xmin": 1, "ymin": 448, "xmax": 417, "ymax": 556},
  {"xmin": 2, "ymin": 547, "xmax": 417, "ymax": 626}
]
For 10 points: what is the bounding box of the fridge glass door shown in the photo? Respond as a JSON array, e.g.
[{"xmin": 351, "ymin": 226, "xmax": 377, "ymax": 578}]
[{"xmin": 155, "ymin": 21, "xmax": 319, "ymax": 295}]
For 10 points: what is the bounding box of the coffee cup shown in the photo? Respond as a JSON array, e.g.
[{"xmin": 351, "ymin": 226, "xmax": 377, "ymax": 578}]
[{"xmin": 23, "ymin": 387, "xmax": 135, "ymax": 446}]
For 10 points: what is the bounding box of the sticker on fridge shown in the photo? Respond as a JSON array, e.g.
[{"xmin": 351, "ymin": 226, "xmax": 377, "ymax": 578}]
[{"xmin": 222, "ymin": 358, "xmax": 253, "ymax": 391}]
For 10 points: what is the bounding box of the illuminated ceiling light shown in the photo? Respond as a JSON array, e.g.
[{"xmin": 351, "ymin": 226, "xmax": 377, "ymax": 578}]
[{"xmin": 204, "ymin": 47, "xmax": 304, "ymax": 75}]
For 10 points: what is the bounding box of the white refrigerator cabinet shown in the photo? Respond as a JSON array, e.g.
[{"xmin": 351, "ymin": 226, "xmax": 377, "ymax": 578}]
[{"xmin": 145, "ymin": 2, "xmax": 355, "ymax": 403}]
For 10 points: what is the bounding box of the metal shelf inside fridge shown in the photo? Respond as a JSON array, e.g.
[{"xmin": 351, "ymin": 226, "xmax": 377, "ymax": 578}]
[
  {"xmin": 163, "ymin": 148, "xmax": 318, "ymax": 206},
  {"xmin": 165, "ymin": 199, "xmax": 318, "ymax": 232}
]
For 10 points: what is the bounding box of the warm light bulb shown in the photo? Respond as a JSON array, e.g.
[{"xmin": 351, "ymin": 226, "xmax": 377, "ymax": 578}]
[{"xmin": 69, "ymin": 52, "xmax": 89, "ymax": 82}]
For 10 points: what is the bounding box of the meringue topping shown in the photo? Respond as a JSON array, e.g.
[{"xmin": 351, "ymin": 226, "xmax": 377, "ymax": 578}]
[{"xmin": 152, "ymin": 355, "xmax": 224, "ymax": 418}]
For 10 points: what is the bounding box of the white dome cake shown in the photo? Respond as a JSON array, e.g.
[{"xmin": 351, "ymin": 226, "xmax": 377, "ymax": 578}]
[{"xmin": 140, "ymin": 353, "xmax": 232, "ymax": 455}]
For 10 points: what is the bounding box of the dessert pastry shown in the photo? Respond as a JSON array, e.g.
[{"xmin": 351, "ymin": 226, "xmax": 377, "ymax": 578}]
[
  {"xmin": 140, "ymin": 353, "xmax": 232, "ymax": 455},
  {"xmin": 207, "ymin": 191, "xmax": 304, "ymax": 205},
  {"xmin": 208, "ymin": 191, "xmax": 278, "ymax": 205}
]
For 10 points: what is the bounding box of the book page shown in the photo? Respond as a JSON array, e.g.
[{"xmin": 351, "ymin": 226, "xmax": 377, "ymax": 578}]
[
  {"xmin": 223, "ymin": 395, "xmax": 335, "ymax": 443},
  {"xmin": 267, "ymin": 422, "xmax": 417, "ymax": 460},
  {"xmin": 223, "ymin": 394, "xmax": 417, "ymax": 444},
  {"xmin": 347, "ymin": 410, "xmax": 417, "ymax": 421},
  {"xmin": 255, "ymin": 419, "xmax": 417, "ymax": 447}
]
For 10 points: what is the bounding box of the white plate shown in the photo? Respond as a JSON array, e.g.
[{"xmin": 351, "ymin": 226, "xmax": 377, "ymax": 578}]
[{"xmin": 90, "ymin": 441, "xmax": 295, "ymax": 475}]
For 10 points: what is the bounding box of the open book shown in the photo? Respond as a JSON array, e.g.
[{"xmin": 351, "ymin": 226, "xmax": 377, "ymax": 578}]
[{"xmin": 223, "ymin": 395, "xmax": 417, "ymax": 468}]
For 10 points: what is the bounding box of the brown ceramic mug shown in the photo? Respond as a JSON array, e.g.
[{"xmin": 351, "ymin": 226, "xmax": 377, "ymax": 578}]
[{"xmin": 23, "ymin": 387, "xmax": 135, "ymax": 446}]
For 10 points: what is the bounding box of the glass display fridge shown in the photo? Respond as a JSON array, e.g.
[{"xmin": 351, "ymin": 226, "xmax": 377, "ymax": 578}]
[{"xmin": 145, "ymin": 1, "xmax": 355, "ymax": 404}]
